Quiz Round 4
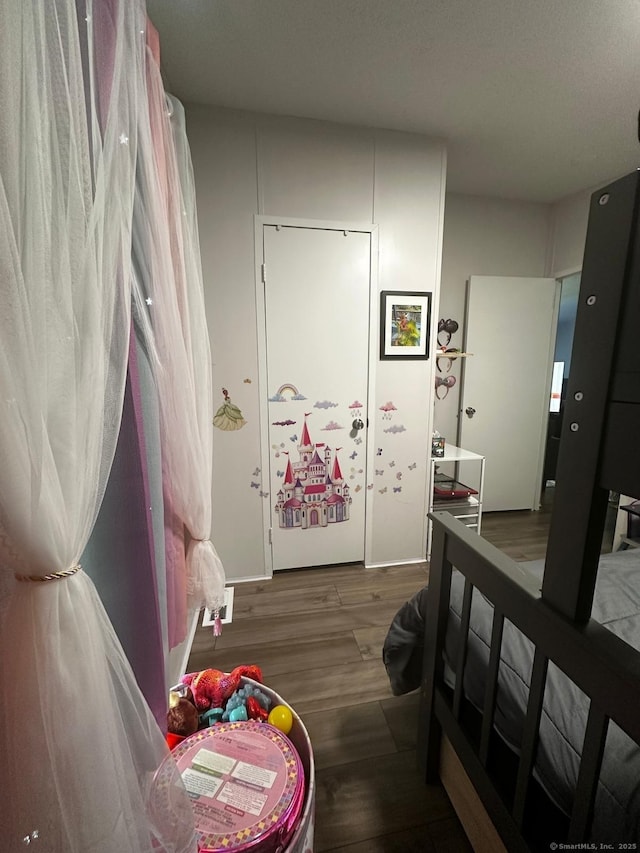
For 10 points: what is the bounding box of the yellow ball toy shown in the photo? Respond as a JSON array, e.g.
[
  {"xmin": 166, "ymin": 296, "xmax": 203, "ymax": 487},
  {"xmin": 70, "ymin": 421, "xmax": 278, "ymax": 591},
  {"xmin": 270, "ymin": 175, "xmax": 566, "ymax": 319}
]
[{"xmin": 268, "ymin": 704, "xmax": 293, "ymax": 735}]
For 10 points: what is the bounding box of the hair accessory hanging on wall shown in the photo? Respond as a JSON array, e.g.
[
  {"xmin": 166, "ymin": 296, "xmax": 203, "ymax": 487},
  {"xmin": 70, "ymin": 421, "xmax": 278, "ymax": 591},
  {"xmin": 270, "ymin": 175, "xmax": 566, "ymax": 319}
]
[
  {"xmin": 435, "ymin": 374, "xmax": 456, "ymax": 399},
  {"xmin": 436, "ymin": 318, "xmax": 461, "ymax": 374},
  {"xmin": 437, "ymin": 318, "xmax": 459, "ymax": 347},
  {"xmin": 436, "ymin": 347, "xmax": 461, "ymax": 373}
]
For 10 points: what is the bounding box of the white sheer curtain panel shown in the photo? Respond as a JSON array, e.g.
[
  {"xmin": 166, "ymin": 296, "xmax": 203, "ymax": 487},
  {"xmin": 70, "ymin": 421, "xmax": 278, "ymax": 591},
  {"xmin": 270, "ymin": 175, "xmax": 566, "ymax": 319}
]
[
  {"xmin": 0, "ymin": 2, "xmax": 195, "ymax": 851},
  {"xmin": 132, "ymin": 44, "xmax": 225, "ymax": 628}
]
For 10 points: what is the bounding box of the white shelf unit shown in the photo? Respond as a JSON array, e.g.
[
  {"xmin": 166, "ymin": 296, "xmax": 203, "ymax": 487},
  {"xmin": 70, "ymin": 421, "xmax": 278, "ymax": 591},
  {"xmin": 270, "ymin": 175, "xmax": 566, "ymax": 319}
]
[
  {"xmin": 613, "ymin": 496, "xmax": 640, "ymax": 551},
  {"xmin": 427, "ymin": 444, "xmax": 486, "ymax": 556}
]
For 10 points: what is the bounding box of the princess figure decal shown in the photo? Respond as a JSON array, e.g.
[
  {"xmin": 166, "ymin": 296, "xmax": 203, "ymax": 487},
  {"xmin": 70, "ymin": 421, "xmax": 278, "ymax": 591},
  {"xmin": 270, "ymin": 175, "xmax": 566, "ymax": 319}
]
[{"xmin": 213, "ymin": 388, "xmax": 247, "ymax": 431}]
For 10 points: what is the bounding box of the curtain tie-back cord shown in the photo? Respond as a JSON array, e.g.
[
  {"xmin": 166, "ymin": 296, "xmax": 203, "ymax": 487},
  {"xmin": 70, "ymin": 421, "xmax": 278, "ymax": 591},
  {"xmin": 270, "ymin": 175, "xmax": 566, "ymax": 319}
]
[{"xmin": 15, "ymin": 564, "xmax": 82, "ymax": 583}]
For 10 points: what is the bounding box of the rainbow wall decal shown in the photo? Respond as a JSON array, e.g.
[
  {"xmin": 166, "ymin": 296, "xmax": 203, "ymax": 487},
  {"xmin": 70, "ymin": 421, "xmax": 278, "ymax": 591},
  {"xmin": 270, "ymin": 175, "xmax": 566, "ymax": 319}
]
[{"xmin": 269, "ymin": 383, "xmax": 308, "ymax": 402}]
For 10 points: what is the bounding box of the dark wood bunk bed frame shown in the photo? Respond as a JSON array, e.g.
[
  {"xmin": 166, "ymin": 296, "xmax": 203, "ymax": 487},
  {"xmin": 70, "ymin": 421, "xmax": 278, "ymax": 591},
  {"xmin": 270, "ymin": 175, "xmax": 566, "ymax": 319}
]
[{"xmin": 418, "ymin": 169, "xmax": 640, "ymax": 851}]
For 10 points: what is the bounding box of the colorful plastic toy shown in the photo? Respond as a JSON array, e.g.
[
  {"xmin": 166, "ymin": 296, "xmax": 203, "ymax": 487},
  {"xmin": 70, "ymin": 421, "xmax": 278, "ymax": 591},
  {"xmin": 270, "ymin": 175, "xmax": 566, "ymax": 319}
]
[
  {"xmin": 268, "ymin": 704, "xmax": 293, "ymax": 735},
  {"xmin": 221, "ymin": 682, "xmax": 271, "ymax": 722}
]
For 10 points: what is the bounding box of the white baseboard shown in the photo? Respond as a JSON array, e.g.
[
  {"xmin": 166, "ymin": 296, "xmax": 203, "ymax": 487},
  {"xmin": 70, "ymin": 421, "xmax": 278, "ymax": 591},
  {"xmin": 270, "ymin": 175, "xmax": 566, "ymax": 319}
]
[{"xmin": 364, "ymin": 557, "xmax": 427, "ymax": 569}]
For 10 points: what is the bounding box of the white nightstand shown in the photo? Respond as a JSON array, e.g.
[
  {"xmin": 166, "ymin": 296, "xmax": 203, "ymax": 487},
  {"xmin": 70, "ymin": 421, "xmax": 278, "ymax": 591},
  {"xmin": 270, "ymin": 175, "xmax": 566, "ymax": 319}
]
[{"xmin": 427, "ymin": 444, "xmax": 486, "ymax": 556}]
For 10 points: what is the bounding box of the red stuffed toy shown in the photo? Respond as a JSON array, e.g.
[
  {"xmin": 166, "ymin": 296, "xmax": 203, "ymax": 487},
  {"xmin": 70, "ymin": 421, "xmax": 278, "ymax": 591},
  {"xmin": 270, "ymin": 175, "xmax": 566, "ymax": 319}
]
[{"xmin": 182, "ymin": 664, "xmax": 263, "ymax": 711}]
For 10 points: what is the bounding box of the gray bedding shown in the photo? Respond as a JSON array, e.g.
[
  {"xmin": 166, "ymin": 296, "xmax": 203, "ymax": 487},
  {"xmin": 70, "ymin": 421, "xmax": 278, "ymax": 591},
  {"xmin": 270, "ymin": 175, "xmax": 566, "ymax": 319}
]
[{"xmin": 383, "ymin": 548, "xmax": 640, "ymax": 841}]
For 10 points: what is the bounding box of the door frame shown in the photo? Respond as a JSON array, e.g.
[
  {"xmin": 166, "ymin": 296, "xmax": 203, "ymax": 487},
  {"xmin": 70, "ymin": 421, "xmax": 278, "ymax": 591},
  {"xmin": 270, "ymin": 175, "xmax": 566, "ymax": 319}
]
[{"xmin": 254, "ymin": 215, "xmax": 379, "ymax": 575}]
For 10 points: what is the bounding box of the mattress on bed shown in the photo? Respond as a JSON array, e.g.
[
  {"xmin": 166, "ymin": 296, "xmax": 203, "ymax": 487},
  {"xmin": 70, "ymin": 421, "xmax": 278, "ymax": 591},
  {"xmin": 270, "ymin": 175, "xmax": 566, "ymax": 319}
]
[{"xmin": 444, "ymin": 547, "xmax": 640, "ymax": 843}]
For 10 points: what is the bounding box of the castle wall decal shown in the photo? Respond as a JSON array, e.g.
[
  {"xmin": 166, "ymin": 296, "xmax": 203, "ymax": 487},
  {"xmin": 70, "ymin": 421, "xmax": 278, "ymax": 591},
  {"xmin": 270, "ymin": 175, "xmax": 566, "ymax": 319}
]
[{"xmin": 274, "ymin": 414, "xmax": 351, "ymax": 529}]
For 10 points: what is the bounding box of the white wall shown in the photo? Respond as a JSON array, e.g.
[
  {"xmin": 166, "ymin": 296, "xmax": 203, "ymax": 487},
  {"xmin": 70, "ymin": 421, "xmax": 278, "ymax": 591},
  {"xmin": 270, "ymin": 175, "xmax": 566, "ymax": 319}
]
[
  {"xmin": 434, "ymin": 193, "xmax": 552, "ymax": 443},
  {"xmin": 546, "ymin": 187, "xmax": 592, "ymax": 278},
  {"xmin": 187, "ymin": 105, "xmax": 446, "ymax": 580}
]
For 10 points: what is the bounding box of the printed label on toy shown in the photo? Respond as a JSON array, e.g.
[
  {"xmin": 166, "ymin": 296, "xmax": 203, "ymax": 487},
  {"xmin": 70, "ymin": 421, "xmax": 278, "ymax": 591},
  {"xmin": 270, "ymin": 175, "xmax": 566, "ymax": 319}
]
[
  {"xmin": 192, "ymin": 801, "xmax": 240, "ymax": 834},
  {"xmin": 182, "ymin": 768, "xmax": 224, "ymax": 799},
  {"xmin": 231, "ymin": 761, "xmax": 277, "ymax": 789},
  {"xmin": 216, "ymin": 781, "xmax": 268, "ymax": 816},
  {"xmin": 153, "ymin": 722, "xmax": 303, "ymax": 849},
  {"xmin": 192, "ymin": 748, "xmax": 236, "ymax": 776}
]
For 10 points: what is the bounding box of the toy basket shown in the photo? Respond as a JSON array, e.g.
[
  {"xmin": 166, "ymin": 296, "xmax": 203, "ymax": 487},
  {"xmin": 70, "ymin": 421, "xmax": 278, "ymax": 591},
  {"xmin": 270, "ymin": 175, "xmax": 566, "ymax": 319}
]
[{"xmin": 151, "ymin": 678, "xmax": 315, "ymax": 853}]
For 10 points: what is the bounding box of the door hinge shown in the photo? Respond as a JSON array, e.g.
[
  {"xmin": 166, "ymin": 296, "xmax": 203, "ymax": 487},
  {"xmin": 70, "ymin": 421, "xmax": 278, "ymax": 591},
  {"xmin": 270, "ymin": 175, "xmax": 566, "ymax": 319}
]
[
  {"xmin": 268, "ymin": 528, "xmax": 272, "ymax": 545},
  {"xmin": 261, "ymin": 263, "xmax": 266, "ymax": 283}
]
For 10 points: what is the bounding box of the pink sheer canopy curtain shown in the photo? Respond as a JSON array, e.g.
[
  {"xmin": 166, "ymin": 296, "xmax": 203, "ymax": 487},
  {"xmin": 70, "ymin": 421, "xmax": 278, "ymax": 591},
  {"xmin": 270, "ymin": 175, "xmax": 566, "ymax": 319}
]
[
  {"xmin": 0, "ymin": 2, "xmax": 195, "ymax": 851},
  {"xmin": 132, "ymin": 23, "xmax": 226, "ymax": 643}
]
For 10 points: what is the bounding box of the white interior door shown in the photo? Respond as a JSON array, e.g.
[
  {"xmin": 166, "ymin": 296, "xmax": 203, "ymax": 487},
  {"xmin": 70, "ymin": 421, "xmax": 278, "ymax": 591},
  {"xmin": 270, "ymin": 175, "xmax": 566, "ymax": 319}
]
[
  {"xmin": 459, "ymin": 275, "xmax": 559, "ymax": 512},
  {"xmin": 262, "ymin": 224, "xmax": 371, "ymax": 570}
]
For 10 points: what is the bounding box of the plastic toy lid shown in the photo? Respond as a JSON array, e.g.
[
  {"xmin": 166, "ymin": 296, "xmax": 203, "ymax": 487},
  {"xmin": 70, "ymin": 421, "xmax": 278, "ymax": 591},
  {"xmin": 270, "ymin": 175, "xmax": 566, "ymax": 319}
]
[{"xmin": 150, "ymin": 720, "xmax": 304, "ymax": 853}]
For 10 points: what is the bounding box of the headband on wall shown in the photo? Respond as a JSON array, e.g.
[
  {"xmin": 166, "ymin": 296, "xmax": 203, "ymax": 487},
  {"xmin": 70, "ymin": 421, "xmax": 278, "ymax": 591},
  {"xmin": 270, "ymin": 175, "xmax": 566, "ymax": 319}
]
[
  {"xmin": 435, "ymin": 374, "xmax": 456, "ymax": 399},
  {"xmin": 437, "ymin": 317, "xmax": 459, "ymax": 347},
  {"xmin": 436, "ymin": 318, "xmax": 460, "ymax": 377}
]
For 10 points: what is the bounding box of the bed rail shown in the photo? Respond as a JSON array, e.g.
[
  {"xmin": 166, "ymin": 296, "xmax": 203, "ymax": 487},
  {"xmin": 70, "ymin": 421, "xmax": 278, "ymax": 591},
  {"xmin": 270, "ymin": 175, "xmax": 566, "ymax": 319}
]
[
  {"xmin": 418, "ymin": 510, "xmax": 640, "ymax": 849},
  {"xmin": 543, "ymin": 169, "xmax": 640, "ymax": 622}
]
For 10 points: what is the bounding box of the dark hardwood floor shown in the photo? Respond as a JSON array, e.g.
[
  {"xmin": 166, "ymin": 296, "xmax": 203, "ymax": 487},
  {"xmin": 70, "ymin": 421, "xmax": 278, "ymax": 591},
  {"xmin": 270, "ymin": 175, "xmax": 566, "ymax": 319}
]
[{"xmin": 187, "ymin": 486, "xmax": 609, "ymax": 851}]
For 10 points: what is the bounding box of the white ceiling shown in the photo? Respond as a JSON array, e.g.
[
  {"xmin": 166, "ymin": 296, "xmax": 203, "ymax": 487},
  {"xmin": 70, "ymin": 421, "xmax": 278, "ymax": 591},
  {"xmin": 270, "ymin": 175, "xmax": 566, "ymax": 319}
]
[{"xmin": 147, "ymin": 0, "xmax": 640, "ymax": 203}]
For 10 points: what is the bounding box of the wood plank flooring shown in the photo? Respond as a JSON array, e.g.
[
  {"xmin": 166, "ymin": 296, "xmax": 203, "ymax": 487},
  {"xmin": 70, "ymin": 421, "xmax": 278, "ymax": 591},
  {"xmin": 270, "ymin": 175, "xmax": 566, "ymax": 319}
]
[{"xmin": 186, "ymin": 487, "xmax": 580, "ymax": 851}]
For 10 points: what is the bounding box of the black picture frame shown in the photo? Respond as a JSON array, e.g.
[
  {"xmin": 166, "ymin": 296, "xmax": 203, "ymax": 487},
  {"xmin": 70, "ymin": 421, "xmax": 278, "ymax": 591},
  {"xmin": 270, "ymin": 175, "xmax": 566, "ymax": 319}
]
[{"xmin": 380, "ymin": 290, "xmax": 432, "ymax": 360}]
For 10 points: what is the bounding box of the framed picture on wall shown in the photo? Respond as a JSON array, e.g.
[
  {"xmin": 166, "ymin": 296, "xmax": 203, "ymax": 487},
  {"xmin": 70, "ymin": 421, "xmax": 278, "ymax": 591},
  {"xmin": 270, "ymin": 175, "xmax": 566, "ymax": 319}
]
[{"xmin": 380, "ymin": 290, "xmax": 432, "ymax": 359}]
